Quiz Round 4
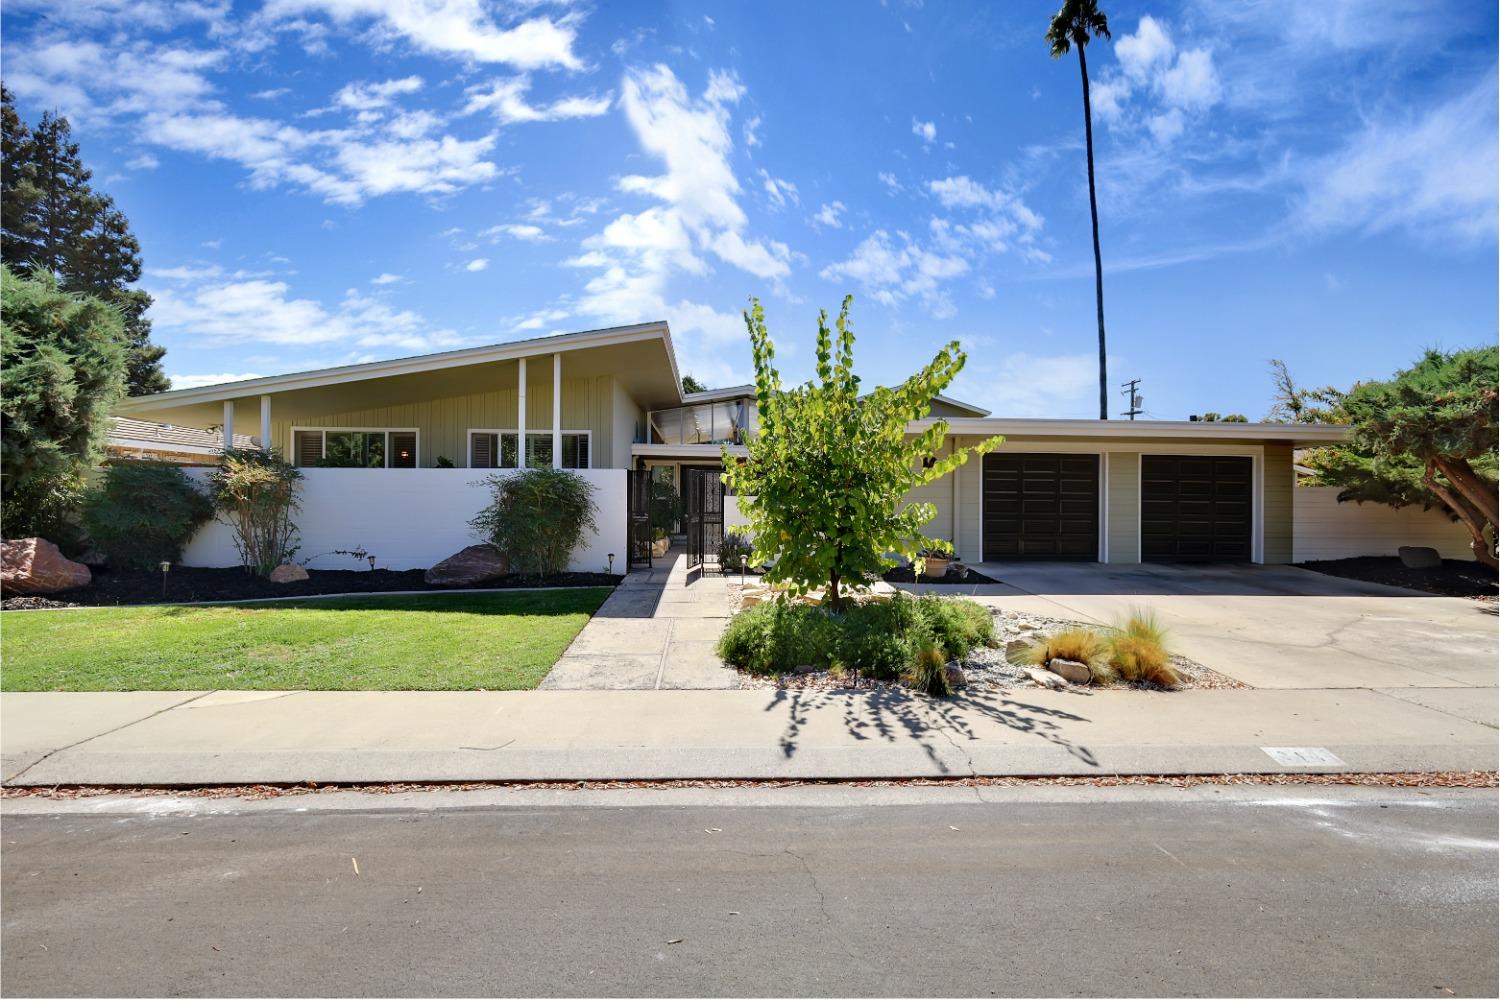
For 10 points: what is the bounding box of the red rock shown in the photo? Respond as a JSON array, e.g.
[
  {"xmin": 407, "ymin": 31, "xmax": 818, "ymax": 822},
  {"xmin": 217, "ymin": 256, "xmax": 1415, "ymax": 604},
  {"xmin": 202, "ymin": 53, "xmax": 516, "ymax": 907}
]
[
  {"xmin": 269, "ymin": 563, "xmax": 310, "ymax": 583},
  {"xmin": 1, "ymin": 538, "xmax": 91, "ymax": 595},
  {"xmin": 424, "ymin": 544, "xmax": 509, "ymax": 587}
]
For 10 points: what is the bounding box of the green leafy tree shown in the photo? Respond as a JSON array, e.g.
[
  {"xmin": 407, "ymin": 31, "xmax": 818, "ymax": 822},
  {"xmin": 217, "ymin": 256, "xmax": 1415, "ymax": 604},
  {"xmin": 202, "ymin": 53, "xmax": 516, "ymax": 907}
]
[
  {"xmin": 207, "ymin": 448, "xmax": 305, "ymax": 576},
  {"xmin": 1047, "ymin": 0, "xmax": 1112, "ymax": 421},
  {"xmin": 1, "ymin": 265, "xmax": 127, "ymax": 543},
  {"xmin": 724, "ymin": 296, "xmax": 1003, "ymax": 609},
  {"xmin": 1, "ymin": 85, "xmax": 167, "ymax": 395},
  {"xmin": 1303, "ymin": 347, "xmax": 1498, "ymax": 569},
  {"xmin": 1198, "ymin": 412, "xmax": 1248, "ymax": 423},
  {"xmin": 681, "ymin": 374, "xmax": 707, "ymax": 394}
]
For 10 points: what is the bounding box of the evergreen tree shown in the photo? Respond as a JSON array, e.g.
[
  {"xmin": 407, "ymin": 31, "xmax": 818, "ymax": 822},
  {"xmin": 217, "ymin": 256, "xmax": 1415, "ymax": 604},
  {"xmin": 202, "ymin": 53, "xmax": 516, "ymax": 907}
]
[{"xmin": 1, "ymin": 85, "xmax": 168, "ymax": 395}]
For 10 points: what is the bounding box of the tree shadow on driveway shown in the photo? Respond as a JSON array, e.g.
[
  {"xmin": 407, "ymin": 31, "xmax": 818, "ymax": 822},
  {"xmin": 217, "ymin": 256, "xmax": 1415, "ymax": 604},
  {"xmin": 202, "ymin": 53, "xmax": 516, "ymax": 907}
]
[{"xmin": 763, "ymin": 685, "xmax": 1098, "ymax": 774}]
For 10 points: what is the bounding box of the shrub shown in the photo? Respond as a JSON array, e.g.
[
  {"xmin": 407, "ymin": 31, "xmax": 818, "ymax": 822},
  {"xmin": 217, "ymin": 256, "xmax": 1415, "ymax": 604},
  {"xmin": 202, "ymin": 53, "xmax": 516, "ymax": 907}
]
[
  {"xmin": 904, "ymin": 641, "xmax": 954, "ymax": 697},
  {"xmin": 717, "ymin": 601, "xmax": 837, "ymax": 675},
  {"xmin": 1023, "ymin": 626, "xmax": 1114, "ymax": 683},
  {"xmin": 1107, "ymin": 610, "xmax": 1179, "ymax": 687},
  {"xmin": 470, "ymin": 468, "xmax": 598, "ymax": 576},
  {"xmin": 721, "ymin": 530, "xmax": 753, "ymax": 572},
  {"xmin": 81, "ymin": 462, "xmax": 213, "ymax": 569},
  {"xmin": 915, "ymin": 595, "xmax": 995, "ymax": 660},
  {"xmin": 835, "ymin": 597, "xmax": 930, "ymax": 680},
  {"xmin": 206, "ymin": 448, "xmax": 304, "ymax": 577}
]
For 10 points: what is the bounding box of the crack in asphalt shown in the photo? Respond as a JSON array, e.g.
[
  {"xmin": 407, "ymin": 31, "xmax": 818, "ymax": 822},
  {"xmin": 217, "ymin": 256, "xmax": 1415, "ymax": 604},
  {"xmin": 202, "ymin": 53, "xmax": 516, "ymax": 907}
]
[{"xmin": 782, "ymin": 846, "xmax": 857, "ymax": 959}]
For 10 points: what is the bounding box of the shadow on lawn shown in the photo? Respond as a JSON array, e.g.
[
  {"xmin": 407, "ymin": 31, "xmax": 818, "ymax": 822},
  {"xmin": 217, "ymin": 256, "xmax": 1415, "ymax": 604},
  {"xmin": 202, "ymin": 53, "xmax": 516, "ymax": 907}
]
[{"xmin": 764, "ymin": 685, "xmax": 1098, "ymax": 774}]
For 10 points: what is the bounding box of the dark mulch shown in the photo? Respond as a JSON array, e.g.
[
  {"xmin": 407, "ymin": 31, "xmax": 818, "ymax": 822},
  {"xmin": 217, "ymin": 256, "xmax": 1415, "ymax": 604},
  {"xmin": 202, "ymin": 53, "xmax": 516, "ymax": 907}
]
[
  {"xmin": 1298, "ymin": 556, "xmax": 1498, "ymax": 601},
  {"xmin": 882, "ymin": 564, "xmax": 999, "ymax": 585},
  {"xmin": 1, "ymin": 564, "xmax": 623, "ymax": 609}
]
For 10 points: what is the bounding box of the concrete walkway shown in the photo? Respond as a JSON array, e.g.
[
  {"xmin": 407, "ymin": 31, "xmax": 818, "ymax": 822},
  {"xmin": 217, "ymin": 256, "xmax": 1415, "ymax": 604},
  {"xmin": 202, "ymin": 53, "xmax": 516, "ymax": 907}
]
[
  {"xmin": 3, "ymin": 684, "xmax": 1495, "ymax": 786},
  {"xmin": 540, "ymin": 550, "xmax": 739, "ymax": 690}
]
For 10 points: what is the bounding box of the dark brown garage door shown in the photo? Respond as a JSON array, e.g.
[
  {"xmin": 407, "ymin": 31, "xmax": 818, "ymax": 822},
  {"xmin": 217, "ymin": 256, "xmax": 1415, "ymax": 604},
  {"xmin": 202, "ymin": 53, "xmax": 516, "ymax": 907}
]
[
  {"xmin": 982, "ymin": 453, "xmax": 1099, "ymax": 560},
  {"xmin": 1141, "ymin": 455, "xmax": 1253, "ymax": 562}
]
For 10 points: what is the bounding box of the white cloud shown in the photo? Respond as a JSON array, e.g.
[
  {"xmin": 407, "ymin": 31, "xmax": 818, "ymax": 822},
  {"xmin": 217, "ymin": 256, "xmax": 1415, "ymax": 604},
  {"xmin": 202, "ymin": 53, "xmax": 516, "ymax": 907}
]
[
  {"xmin": 1096, "ymin": 17, "xmax": 1222, "ymax": 144},
  {"xmin": 742, "ymin": 114, "xmax": 762, "ymax": 149},
  {"xmin": 464, "ymin": 257, "xmax": 490, "ymax": 271},
  {"xmin": 1115, "ymin": 15, "xmax": 1174, "ymax": 82},
  {"xmin": 1298, "ymin": 72, "xmax": 1498, "ymax": 244},
  {"xmin": 148, "ymin": 270, "xmax": 465, "ymax": 353},
  {"xmin": 950, "ymin": 353, "xmax": 1101, "ymax": 418},
  {"xmin": 462, "ymin": 75, "xmax": 612, "ymax": 124},
  {"xmin": 125, "ymin": 152, "xmax": 160, "ymax": 170},
  {"xmin": 334, "ymin": 75, "xmax": 422, "ymax": 111},
  {"xmin": 251, "ymin": 87, "xmax": 290, "ymax": 100},
  {"xmin": 912, "ymin": 118, "xmax": 936, "ymax": 143},
  {"xmin": 258, "ymin": 0, "xmax": 583, "ymax": 69},
  {"xmin": 759, "ymin": 169, "xmax": 799, "ymax": 210},
  {"xmin": 877, "ymin": 171, "xmax": 902, "ymax": 193},
  {"xmin": 506, "ymin": 306, "xmax": 572, "ymax": 332},
  {"xmin": 169, "ymin": 372, "xmax": 268, "ymax": 389},
  {"xmin": 820, "ymin": 229, "xmax": 967, "ymax": 317},
  {"xmin": 482, "ymin": 223, "xmax": 551, "ymax": 241},
  {"xmin": 1160, "ymin": 49, "xmax": 1222, "ymax": 110},
  {"xmin": 811, "ymin": 201, "xmax": 845, "ymax": 229},
  {"xmin": 371, "ymin": 272, "xmax": 403, "ymax": 284}
]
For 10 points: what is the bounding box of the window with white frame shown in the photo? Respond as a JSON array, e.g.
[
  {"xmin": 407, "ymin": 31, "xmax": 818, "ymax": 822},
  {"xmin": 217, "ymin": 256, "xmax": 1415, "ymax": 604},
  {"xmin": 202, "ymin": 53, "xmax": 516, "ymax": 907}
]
[
  {"xmin": 292, "ymin": 429, "xmax": 418, "ymax": 468},
  {"xmin": 468, "ymin": 430, "xmax": 590, "ymax": 469}
]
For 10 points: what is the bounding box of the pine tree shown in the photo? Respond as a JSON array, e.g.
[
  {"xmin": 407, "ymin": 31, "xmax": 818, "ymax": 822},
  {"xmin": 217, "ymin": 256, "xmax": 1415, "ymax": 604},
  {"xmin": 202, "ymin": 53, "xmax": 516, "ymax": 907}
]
[{"xmin": 1, "ymin": 85, "xmax": 168, "ymax": 395}]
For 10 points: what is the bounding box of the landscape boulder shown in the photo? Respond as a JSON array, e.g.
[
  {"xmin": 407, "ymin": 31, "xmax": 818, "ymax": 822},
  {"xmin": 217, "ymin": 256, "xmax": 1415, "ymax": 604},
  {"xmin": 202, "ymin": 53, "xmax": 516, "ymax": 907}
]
[
  {"xmin": 269, "ymin": 563, "xmax": 310, "ymax": 584},
  {"xmin": 943, "ymin": 663, "xmax": 967, "ymax": 689},
  {"xmin": 1398, "ymin": 545, "xmax": 1442, "ymax": 570},
  {"xmin": 425, "ymin": 544, "xmax": 509, "ymax": 587},
  {"xmin": 0, "ymin": 538, "xmax": 91, "ymax": 595},
  {"xmin": 1024, "ymin": 668, "xmax": 1067, "ymax": 690},
  {"xmin": 1046, "ymin": 657, "xmax": 1093, "ymax": 685}
]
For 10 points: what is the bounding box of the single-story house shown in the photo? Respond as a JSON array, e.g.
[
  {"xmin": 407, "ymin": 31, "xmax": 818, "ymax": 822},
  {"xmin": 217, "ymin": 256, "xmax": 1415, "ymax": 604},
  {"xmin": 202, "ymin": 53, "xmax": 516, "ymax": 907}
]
[{"xmin": 116, "ymin": 320, "xmax": 1443, "ymax": 572}]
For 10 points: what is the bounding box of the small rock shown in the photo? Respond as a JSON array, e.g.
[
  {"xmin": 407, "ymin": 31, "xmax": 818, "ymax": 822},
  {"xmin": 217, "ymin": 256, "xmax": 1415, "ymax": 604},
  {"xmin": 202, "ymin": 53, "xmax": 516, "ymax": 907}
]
[
  {"xmin": 268, "ymin": 563, "xmax": 309, "ymax": 583},
  {"xmin": 740, "ymin": 592, "xmax": 764, "ymax": 608},
  {"xmin": 943, "ymin": 663, "xmax": 967, "ymax": 688},
  {"xmin": 1047, "ymin": 658, "xmax": 1093, "ymax": 685},
  {"xmin": 1398, "ymin": 545, "xmax": 1442, "ymax": 570},
  {"xmin": 1024, "ymin": 668, "xmax": 1067, "ymax": 690},
  {"xmin": 0, "ymin": 538, "xmax": 91, "ymax": 595},
  {"xmin": 425, "ymin": 543, "xmax": 508, "ymax": 586}
]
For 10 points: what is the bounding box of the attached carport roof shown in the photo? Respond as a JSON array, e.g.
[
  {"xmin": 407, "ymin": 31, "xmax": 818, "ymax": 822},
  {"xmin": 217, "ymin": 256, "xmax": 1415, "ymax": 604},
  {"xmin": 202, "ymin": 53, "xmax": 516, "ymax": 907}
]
[{"xmin": 910, "ymin": 417, "xmax": 1349, "ymax": 444}]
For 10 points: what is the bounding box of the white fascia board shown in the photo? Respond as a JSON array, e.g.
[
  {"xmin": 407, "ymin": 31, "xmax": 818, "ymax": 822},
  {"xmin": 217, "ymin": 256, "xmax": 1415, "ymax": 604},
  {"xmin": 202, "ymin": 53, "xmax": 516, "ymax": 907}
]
[
  {"xmin": 122, "ymin": 322, "xmax": 675, "ymax": 413},
  {"xmin": 682, "ymin": 384, "xmax": 757, "ymax": 404},
  {"xmin": 908, "ymin": 417, "xmax": 1350, "ymax": 443},
  {"xmin": 631, "ymin": 444, "xmax": 751, "ymax": 460}
]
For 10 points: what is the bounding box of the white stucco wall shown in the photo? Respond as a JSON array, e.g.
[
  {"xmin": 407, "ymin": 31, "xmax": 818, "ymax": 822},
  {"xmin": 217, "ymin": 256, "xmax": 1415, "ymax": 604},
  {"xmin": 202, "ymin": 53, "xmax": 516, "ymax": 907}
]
[
  {"xmin": 1293, "ymin": 484, "xmax": 1473, "ymax": 562},
  {"xmin": 725, "ymin": 495, "xmax": 753, "ymax": 537},
  {"xmin": 181, "ymin": 468, "xmax": 629, "ymax": 573}
]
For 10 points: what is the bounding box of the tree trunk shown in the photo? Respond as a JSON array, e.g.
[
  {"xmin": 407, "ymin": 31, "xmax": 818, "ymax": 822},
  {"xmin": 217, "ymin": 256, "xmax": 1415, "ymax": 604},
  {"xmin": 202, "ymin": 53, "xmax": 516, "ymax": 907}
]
[
  {"xmin": 828, "ymin": 569, "xmax": 842, "ymax": 611},
  {"xmin": 1434, "ymin": 455, "xmax": 1500, "ymax": 530},
  {"xmin": 1425, "ymin": 461, "xmax": 1498, "ymax": 570},
  {"xmin": 1078, "ymin": 43, "xmax": 1108, "ymax": 421}
]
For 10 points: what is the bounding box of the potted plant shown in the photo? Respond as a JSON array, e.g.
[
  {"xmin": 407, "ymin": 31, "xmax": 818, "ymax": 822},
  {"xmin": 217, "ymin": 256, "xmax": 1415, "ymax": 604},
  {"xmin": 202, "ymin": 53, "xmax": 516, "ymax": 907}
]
[
  {"xmin": 917, "ymin": 545, "xmax": 951, "ymax": 580},
  {"xmin": 651, "ymin": 526, "xmax": 671, "ymax": 558}
]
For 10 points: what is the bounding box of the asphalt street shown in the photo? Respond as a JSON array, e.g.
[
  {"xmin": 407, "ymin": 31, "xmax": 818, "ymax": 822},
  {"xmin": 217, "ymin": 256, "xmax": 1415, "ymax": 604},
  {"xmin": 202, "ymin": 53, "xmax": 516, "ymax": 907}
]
[{"xmin": 2, "ymin": 786, "xmax": 1496, "ymax": 997}]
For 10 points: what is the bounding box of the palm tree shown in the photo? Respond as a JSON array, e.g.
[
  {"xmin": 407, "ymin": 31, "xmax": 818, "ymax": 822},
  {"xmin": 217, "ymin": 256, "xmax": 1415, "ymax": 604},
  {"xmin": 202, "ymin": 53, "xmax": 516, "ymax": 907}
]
[{"xmin": 1047, "ymin": 0, "xmax": 1112, "ymax": 420}]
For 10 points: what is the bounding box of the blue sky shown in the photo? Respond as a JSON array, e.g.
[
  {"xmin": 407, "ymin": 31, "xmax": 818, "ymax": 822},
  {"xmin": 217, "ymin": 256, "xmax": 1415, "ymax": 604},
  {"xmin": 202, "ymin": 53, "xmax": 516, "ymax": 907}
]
[{"xmin": 4, "ymin": 0, "xmax": 1496, "ymax": 418}]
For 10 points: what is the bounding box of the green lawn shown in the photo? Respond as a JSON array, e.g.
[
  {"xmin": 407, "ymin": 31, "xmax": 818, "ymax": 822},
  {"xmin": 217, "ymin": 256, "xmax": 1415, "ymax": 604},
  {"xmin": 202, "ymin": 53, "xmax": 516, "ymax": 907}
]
[{"xmin": 1, "ymin": 589, "xmax": 611, "ymax": 692}]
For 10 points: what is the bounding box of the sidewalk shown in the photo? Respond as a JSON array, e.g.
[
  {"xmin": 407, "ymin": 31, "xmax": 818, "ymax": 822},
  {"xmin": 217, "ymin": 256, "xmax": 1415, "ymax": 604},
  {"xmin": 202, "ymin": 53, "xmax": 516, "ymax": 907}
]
[{"xmin": 4, "ymin": 685, "xmax": 1495, "ymax": 787}]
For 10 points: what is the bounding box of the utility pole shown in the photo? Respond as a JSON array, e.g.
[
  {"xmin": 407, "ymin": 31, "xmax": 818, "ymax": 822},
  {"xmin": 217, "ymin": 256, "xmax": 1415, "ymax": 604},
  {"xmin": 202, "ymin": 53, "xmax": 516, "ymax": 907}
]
[{"xmin": 1120, "ymin": 379, "xmax": 1143, "ymax": 421}]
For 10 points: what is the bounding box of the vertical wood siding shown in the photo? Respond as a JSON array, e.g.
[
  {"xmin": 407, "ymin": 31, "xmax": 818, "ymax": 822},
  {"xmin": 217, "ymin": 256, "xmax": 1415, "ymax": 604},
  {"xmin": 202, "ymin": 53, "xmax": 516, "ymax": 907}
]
[
  {"xmin": 1106, "ymin": 451, "xmax": 1140, "ymax": 563},
  {"xmin": 1262, "ymin": 443, "xmax": 1294, "ymax": 563}
]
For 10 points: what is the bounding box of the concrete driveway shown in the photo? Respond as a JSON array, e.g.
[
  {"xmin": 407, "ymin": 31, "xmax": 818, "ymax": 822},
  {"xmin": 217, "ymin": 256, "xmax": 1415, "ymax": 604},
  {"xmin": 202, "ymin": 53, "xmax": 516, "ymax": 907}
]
[{"xmin": 940, "ymin": 563, "xmax": 1497, "ymax": 704}]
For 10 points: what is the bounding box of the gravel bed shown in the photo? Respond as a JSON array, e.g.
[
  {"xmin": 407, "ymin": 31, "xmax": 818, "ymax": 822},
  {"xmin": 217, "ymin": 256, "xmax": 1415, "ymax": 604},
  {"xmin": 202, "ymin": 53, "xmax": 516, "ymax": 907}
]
[{"xmin": 726, "ymin": 596, "xmax": 1246, "ymax": 692}]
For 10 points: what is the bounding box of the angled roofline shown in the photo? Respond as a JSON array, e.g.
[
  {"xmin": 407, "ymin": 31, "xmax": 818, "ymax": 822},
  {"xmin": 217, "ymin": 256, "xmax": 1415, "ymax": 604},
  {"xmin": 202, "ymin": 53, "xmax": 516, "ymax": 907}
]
[
  {"xmin": 120, "ymin": 321, "xmax": 679, "ymax": 413},
  {"xmin": 909, "ymin": 417, "xmax": 1349, "ymax": 442},
  {"xmin": 682, "ymin": 384, "xmax": 756, "ymax": 404},
  {"xmin": 933, "ymin": 394, "xmax": 990, "ymax": 417}
]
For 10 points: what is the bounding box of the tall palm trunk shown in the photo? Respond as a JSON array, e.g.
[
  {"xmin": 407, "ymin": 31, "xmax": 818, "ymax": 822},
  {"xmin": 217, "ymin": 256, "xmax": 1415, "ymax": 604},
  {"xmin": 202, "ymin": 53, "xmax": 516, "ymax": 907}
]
[{"xmin": 1076, "ymin": 43, "xmax": 1108, "ymax": 420}]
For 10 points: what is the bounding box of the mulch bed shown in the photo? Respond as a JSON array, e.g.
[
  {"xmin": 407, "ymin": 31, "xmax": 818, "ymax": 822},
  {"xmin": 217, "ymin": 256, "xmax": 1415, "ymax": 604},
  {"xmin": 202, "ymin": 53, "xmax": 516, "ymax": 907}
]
[
  {"xmin": 1, "ymin": 564, "xmax": 622, "ymax": 609},
  {"xmin": 1298, "ymin": 556, "xmax": 1497, "ymax": 602},
  {"xmin": 5, "ymin": 771, "xmax": 1494, "ymax": 799},
  {"xmin": 882, "ymin": 564, "xmax": 999, "ymax": 584}
]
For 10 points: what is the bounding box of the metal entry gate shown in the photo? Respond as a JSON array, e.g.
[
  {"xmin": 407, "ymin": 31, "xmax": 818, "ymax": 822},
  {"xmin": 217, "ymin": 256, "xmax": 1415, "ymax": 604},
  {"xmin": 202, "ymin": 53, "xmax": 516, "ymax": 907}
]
[
  {"xmin": 684, "ymin": 467, "xmax": 725, "ymax": 571},
  {"xmin": 627, "ymin": 469, "xmax": 654, "ymax": 568}
]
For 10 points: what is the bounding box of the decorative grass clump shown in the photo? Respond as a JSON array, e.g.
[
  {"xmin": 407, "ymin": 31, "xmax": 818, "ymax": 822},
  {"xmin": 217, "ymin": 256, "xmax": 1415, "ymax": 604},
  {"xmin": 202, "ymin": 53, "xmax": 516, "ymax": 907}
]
[
  {"xmin": 1022, "ymin": 626, "xmax": 1114, "ymax": 683},
  {"xmin": 1106, "ymin": 610, "xmax": 1179, "ymax": 687},
  {"xmin": 903, "ymin": 642, "xmax": 954, "ymax": 697},
  {"xmin": 717, "ymin": 594, "xmax": 995, "ymax": 692}
]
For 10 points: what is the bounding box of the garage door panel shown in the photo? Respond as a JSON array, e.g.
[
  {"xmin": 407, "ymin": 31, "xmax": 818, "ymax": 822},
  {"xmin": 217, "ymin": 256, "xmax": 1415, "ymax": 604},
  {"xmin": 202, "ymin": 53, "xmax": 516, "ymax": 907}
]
[
  {"xmin": 1141, "ymin": 455, "xmax": 1254, "ymax": 563},
  {"xmin": 984, "ymin": 453, "xmax": 1099, "ymax": 561}
]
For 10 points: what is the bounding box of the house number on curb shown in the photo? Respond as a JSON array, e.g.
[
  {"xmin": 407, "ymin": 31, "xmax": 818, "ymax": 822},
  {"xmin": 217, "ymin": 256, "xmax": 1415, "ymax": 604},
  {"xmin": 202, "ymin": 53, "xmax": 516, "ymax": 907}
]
[{"xmin": 1260, "ymin": 746, "xmax": 1347, "ymax": 766}]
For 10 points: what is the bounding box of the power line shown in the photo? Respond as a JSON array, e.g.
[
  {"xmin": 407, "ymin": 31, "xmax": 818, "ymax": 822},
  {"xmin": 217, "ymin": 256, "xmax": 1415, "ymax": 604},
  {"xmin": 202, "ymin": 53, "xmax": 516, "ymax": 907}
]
[{"xmin": 1120, "ymin": 378, "xmax": 1143, "ymax": 421}]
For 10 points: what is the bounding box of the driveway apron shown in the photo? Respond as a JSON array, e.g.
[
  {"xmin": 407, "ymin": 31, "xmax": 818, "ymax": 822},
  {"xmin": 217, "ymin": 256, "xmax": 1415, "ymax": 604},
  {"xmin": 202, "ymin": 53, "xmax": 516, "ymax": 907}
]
[{"xmin": 540, "ymin": 551, "xmax": 739, "ymax": 689}]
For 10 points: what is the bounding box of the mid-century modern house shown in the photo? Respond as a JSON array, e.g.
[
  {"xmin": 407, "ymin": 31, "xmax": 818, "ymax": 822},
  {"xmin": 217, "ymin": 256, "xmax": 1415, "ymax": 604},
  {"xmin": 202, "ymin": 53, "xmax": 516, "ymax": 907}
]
[{"xmin": 114, "ymin": 321, "xmax": 1467, "ymax": 572}]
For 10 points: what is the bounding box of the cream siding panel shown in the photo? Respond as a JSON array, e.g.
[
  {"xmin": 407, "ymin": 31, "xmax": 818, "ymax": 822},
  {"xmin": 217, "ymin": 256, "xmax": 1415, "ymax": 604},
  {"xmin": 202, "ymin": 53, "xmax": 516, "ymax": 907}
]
[
  {"xmin": 903, "ymin": 440, "xmax": 956, "ymax": 545},
  {"xmin": 272, "ymin": 375, "xmax": 618, "ymax": 467},
  {"xmin": 1107, "ymin": 451, "xmax": 1140, "ymax": 564},
  {"xmin": 1293, "ymin": 486, "xmax": 1472, "ymax": 561},
  {"xmin": 611, "ymin": 381, "xmax": 642, "ymax": 469},
  {"xmin": 1262, "ymin": 443, "xmax": 1294, "ymax": 563}
]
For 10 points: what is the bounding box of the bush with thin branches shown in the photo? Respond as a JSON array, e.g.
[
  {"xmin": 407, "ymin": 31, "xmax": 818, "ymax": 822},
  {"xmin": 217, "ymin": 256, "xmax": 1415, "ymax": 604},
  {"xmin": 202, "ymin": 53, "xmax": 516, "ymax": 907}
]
[
  {"xmin": 206, "ymin": 448, "xmax": 303, "ymax": 576},
  {"xmin": 470, "ymin": 468, "xmax": 598, "ymax": 576}
]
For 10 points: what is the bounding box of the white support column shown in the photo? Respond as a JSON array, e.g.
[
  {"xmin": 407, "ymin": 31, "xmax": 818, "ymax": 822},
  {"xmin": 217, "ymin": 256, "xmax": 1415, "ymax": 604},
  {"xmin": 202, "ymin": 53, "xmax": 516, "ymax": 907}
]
[
  {"xmin": 517, "ymin": 356, "xmax": 527, "ymax": 468},
  {"xmin": 552, "ymin": 352, "xmax": 562, "ymax": 469},
  {"xmin": 259, "ymin": 395, "xmax": 272, "ymax": 451},
  {"xmin": 221, "ymin": 400, "xmax": 235, "ymax": 454}
]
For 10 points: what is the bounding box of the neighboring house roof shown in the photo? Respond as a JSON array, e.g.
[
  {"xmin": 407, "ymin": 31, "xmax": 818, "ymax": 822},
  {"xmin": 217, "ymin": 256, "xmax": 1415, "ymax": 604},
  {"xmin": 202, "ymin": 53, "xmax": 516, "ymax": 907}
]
[
  {"xmin": 682, "ymin": 385, "xmax": 990, "ymax": 417},
  {"xmin": 908, "ymin": 416, "xmax": 1347, "ymax": 443},
  {"xmin": 108, "ymin": 417, "xmax": 254, "ymax": 454}
]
